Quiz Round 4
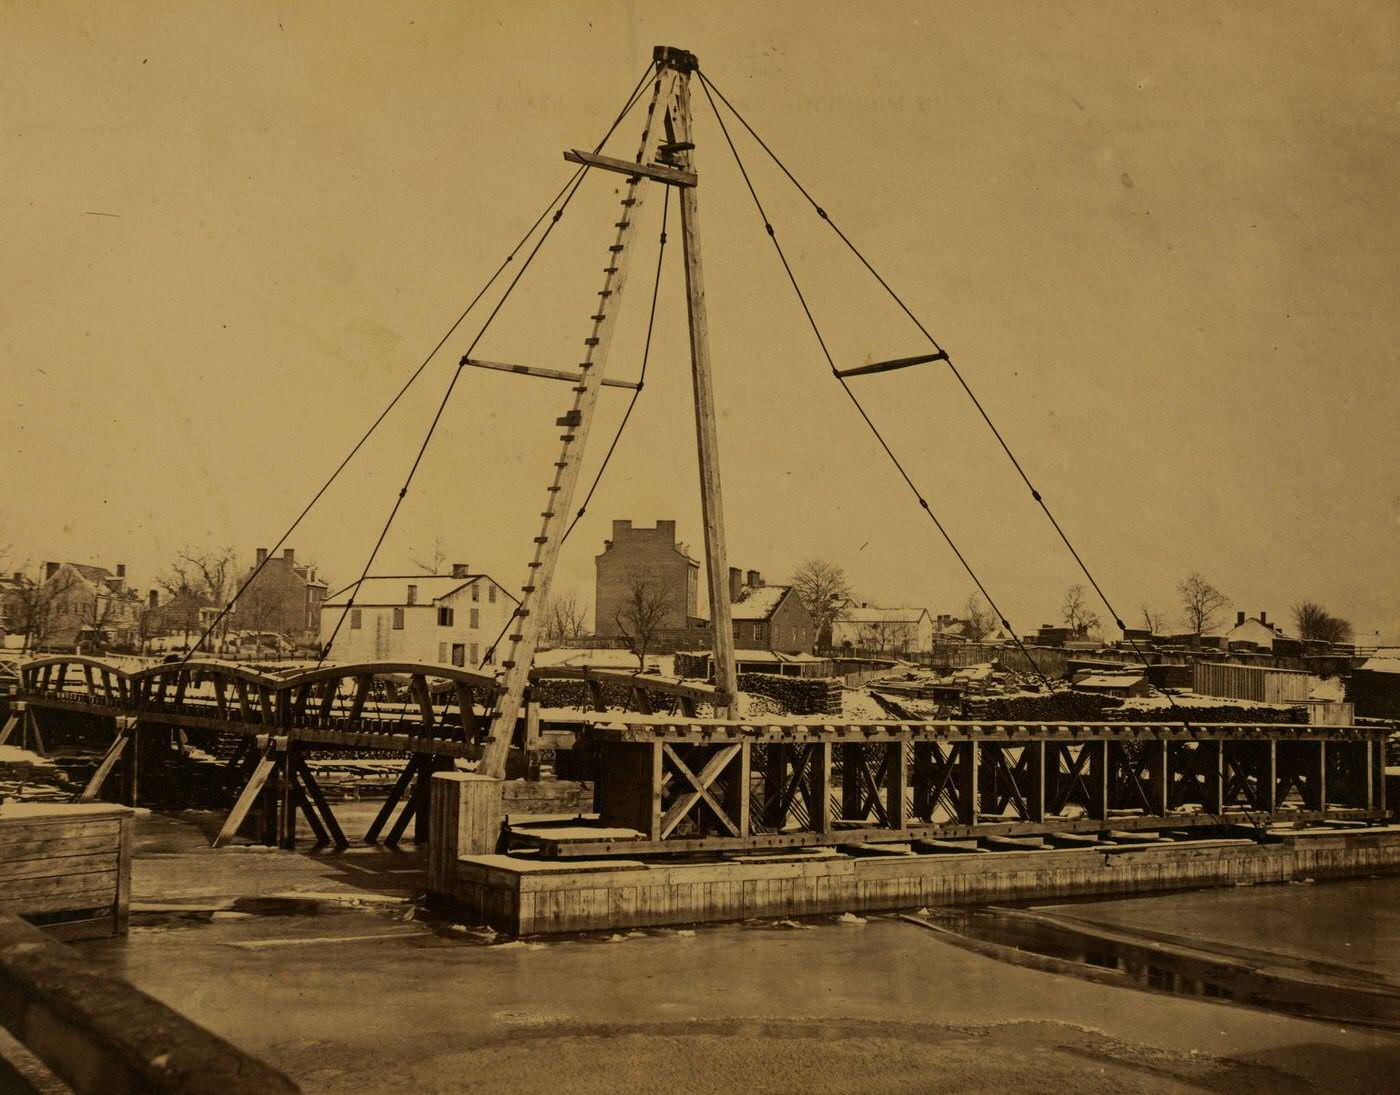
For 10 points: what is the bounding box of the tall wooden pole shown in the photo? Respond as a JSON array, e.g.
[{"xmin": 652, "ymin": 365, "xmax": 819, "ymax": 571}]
[{"xmin": 663, "ymin": 47, "xmax": 739, "ymax": 716}]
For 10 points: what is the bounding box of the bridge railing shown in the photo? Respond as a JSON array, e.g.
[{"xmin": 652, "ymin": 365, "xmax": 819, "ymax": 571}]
[
  {"xmin": 524, "ymin": 719, "xmax": 1391, "ymax": 857},
  {"xmin": 0, "ymin": 909, "xmax": 298, "ymax": 1093}
]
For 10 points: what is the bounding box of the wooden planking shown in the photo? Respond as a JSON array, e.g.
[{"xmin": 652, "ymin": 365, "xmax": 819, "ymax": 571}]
[{"xmin": 0, "ymin": 853, "xmax": 120, "ymax": 882}]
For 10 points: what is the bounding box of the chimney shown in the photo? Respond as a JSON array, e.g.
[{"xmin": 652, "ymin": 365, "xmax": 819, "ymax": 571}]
[
  {"xmin": 657, "ymin": 519, "xmax": 676, "ymax": 540},
  {"xmin": 283, "ymin": 548, "xmax": 295, "ymax": 562},
  {"xmin": 148, "ymin": 589, "xmax": 159, "ymax": 610},
  {"xmin": 728, "ymin": 566, "xmax": 742, "ymax": 603},
  {"xmin": 115, "ymin": 563, "xmax": 126, "ymax": 579},
  {"xmin": 44, "ymin": 561, "xmax": 59, "ymax": 581},
  {"xmin": 256, "ymin": 547, "xmax": 268, "ymax": 566},
  {"xmin": 611, "ymin": 520, "xmax": 633, "ymax": 541},
  {"xmin": 451, "ymin": 562, "xmax": 469, "ymax": 579},
  {"xmin": 1236, "ymin": 611, "xmax": 1245, "ymax": 627},
  {"xmin": 746, "ymin": 569, "xmax": 762, "ymax": 589},
  {"xmin": 1258, "ymin": 610, "xmax": 1267, "ymax": 626}
]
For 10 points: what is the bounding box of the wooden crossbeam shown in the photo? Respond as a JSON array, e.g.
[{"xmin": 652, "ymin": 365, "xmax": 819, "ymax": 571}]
[
  {"xmin": 563, "ymin": 148, "xmax": 697, "ymax": 187},
  {"xmin": 292, "ymin": 753, "xmax": 348, "ymax": 848},
  {"xmin": 660, "ymin": 743, "xmax": 741, "ymax": 838},
  {"xmin": 213, "ymin": 740, "xmax": 278, "ymax": 848},
  {"xmin": 460, "ymin": 356, "xmax": 640, "ymax": 390},
  {"xmin": 834, "ymin": 350, "xmax": 948, "ymax": 379},
  {"xmin": 77, "ymin": 726, "xmax": 132, "ymax": 802}
]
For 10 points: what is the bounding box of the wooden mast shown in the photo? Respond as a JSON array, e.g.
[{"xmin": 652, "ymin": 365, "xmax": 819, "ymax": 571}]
[
  {"xmin": 479, "ymin": 47, "xmax": 736, "ymax": 778},
  {"xmin": 661, "ymin": 46, "xmax": 739, "ymax": 716}
]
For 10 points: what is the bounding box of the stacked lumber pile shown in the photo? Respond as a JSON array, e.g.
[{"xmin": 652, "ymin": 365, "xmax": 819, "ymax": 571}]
[{"xmin": 737, "ymin": 674, "xmax": 842, "ymax": 716}]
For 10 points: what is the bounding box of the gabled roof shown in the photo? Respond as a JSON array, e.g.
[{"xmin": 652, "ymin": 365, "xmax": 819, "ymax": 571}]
[
  {"xmin": 839, "ymin": 605, "xmax": 931, "ymax": 626},
  {"xmin": 324, "ymin": 574, "xmax": 516, "ymax": 608},
  {"xmin": 1226, "ymin": 617, "xmax": 1297, "ymax": 645},
  {"xmin": 730, "ymin": 585, "xmax": 792, "ymax": 622}
]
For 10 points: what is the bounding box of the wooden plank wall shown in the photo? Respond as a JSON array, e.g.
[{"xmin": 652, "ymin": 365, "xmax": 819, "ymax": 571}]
[
  {"xmin": 0, "ymin": 804, "xmax": 132, "ymax": 936},
  {"xmin": 1193, "ymin": 661, "xmax": 1311, "ymax": 704}
]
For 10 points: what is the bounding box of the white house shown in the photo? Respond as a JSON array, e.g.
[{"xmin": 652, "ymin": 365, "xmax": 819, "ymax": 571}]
[
  {"xmin": 320, "ymin": 565, "xmax": 518, "ymax": 667},
  {"xmin": 829, "ymin": 601, "xmax": 935, "ymax": 654}
]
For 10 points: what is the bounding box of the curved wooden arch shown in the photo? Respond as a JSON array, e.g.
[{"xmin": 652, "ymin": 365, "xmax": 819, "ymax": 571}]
[
  {"xmin": 128, "ymin": 659, "xmax": 286, "ymax": 691},
  {"xmin": 283, "ymin": 661, "xmax": 500, "ymax": 693}
]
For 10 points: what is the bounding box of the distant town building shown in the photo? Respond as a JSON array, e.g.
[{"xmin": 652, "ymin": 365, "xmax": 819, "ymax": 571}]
[
  {"xmin": 0, "ymin": 571, "xmax": 31, "ymax": 641},
  {"xmin": 320, "ymin": 564, "xmax": 516, "ymax": 666},
  {"xmin": 728, "ymin": 569, "xmax": 814, "ymax": 655},
  {"xmin": 231, "ymin": 548, "xmax": 328, "ymax": 648},
  {"xmin": 595, "ymin": 520, "xmax": 701, "ymax": 638},
  {"xmin": 31, "ymin": 562, "xmax": 144, "ymax": 650},
  {"xmin": 830, "ymin": 601, "xmax": 934, "ymax": 654},
  {"xmin": 1348, "ymin": 655, "xmax": 1400, "ymax": 720},
  {"xmin": 1223, "ymin": 611, "xmax": 1301, "ymax": 656}
]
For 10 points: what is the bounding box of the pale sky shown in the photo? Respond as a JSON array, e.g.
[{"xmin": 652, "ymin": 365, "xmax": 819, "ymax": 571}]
[{"xmin": 3, "ymin": 1, "xmax": 1397, "ymax": 641}]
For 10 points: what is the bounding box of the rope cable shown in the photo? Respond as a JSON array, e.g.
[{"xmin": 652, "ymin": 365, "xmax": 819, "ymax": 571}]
[
  {"xmin": 480, "ymin": 184, "xmax": 673, "ymax": 670},
  {"xmin": 701, "ymin": 70, "xmax": 1174, "ymax": 701},
  {"xmin": 696, "ymin": 72, "xmax": 1056, "ymax": 690},
  {"xmin": 177, "ymin": 63, "xmax": 658, "ymax": 674}
]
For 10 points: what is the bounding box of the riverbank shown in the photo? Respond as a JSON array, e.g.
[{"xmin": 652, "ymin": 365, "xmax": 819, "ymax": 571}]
[{"xmin": 59, "ymin": 811, "xmax": 1397, "ymax": 1092}]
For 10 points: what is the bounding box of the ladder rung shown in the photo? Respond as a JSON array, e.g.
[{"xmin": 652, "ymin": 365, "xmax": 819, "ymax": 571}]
[
  {"xmin": 554, "ymin": 462, "xmax": 569, "ymax": 468},
  {"xmin": 560, "ymin": 433, "xmax": 576, "ymax": 441},
  {"xmin": 620, "ymin": 199, "xmax": 637, "ymax": 206},
  {"xmin": 584, "ymin": 337, "xmax": 599, "ymax": 345},
  {"xmin": 546, "ymin": 486, "xmax": 562, "ymax": 492},
  {"xmin": 614, "ymin": 221, "xmax": 630, "ymax": 229},
  {"xmin": 528, "ymin": 562, "xmax": 543, "ymax": 568},
  {"xmin": 508, "ymin": 635, "xmax": 523, "ymax": 643},
  {"xmin": 521, "ymin": 586, "xmax": 536, "ymax": 593},
  {"xmin": 591, "ymin": 314, "xmax": 606, "ymax": 321},
  {"xmin": 608, "ymin": 245, "xmax": 624, "ymax": 253},
  {"xmin": 598, "ymin": 290, "xmax": 612, "ymax": 297},
  {"xmin": 533, "ymin": 536, "xmax": 549, "ymax": 543},
  {"xmin": 540, "ymin": 511, "xmax": 555, "ymax": 518},
  {"xmin": 603, "ymin": 266, "xmax": 618, "ymax": 273},
  {"xmin": 502, "ymin": 661, "xmax": 516, "ymax": 669}
]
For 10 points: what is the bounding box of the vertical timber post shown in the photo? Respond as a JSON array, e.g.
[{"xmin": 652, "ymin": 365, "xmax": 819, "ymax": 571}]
[{"xmin": 665, "ymin": 46, "xmax": 739, "ymax": 715}]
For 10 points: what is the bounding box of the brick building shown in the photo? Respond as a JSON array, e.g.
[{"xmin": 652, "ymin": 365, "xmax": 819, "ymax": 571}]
[
  {"xmin": 231, "ymin": 548, "xmax": 328, "ymax": 648},
  {"xmin": 728, "ymin": 569, "xmax": 815, "ymax": 655},
  {"xmin": 320, "ymin": 564, "xmax": 516, "ymax": 666},
  {"xmin": 594, "ymin": 520, "xmax": 701, "ymax": 637}
]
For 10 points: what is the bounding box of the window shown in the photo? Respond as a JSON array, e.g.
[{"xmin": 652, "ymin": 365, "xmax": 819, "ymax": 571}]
[
  {"xmin": 437, "ymin": 606, "xmax": 454, "ymax": 627},
  {"xmin": 350, "ymin": 608, "xmax": 362, "ymax": 629},
  {"xmin": 452, "ymin": 643, "xmax": 465, "ymax": 667},
  {"xmin": 470, "ymin": 607, "xmax": 479, "ymax": 629},
  {"xmin": 488, "ymin": 584, "xmax": 497, "ymax": 604},
  {"xmin": 392, "ymin": 607, "xmax": 405, "ymax": 630},
  {"xmin": 438, "ymin": 642, "xmax": 447, "ymax": 663},
  {"xmin": 469, "ymin": 642, "xmax": 479, "ymax": 665},
  {"xmin": 407, "ymin": 584, "xmax": 418, "ymax": 606},
  {"xmin": 471, "ymin": 583, "xmax": 480, "ymax": 602}
]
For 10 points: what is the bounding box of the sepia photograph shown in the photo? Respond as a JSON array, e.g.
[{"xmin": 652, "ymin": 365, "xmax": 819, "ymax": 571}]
[{"xmin": 1, "ymin": 1, "xmax": 1397, "ymax": 1091}]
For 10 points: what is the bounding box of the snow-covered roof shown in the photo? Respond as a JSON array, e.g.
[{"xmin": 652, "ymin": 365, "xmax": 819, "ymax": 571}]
[
  {"xmin": 1075, "ymin": 673, "xmax": 1146, "ymax": 689},
  {"xmin": 1226, "ymin": 617, "xmax": 1298, "ymax": 644},
  {"xmin": 1360, "ymin": 657, "xmax": 1400, "ymax": 676},
  {"xmin": 839, "ymin": 605, "xmax": 930, "ymax": 625},
  {"xmin": 730, "ymin": 585, "xmax": 791, "ymax": 621},
  {"xmin": 324, "ymin": 574, "xmax": 514, "ymax": 608}
]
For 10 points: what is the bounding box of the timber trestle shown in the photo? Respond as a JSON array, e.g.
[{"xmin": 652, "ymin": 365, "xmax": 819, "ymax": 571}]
[
  {"xmin": 11, "ymin": 655, "xmax": 716, "ymax": 847},
  {"xmin": 513, "ymin": 719, "xmax": 1391, "ymax": 858}
]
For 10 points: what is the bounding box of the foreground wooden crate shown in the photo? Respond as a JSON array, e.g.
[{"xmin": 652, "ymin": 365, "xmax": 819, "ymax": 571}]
[{"xmin": 0, "ymin": 803, "xmax": 132, "ymax": 938}]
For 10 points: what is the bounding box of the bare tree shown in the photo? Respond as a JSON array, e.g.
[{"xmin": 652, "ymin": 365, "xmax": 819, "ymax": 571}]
[
  {"xmin": 1292, "ymin": 601, "xmax": 1353, "ymax": 645},
  {"xmin": 791, "ymin": 559, "xmax": 850, "ymax": 648},
  {"xmin": 541, "ymin": 589, "xmax": 588, "ymax": 644},
  {"xmin": 1140, "ymin": 606, "xmax": 1166, "ymax": 634},
  {"xmin": 157, "ymin": 561, "xmax": 203, "ymax": 647},
  {"xmin": 1178, "ymin": 573, "xmax": 1229, "ymax": 637},
  {"xmin": 238, "ymin": 585, "xmax": 284, "ymax": 658},
  {"xmin": 614, "ymin": 569, "xmax": 670, "ymax": 669},
  {"xmin": 964, "ymin": 593, "xmax": 996, "ymax": 642},
  {"xmin": 859, "ymin": 618, "xmax": 914, "ymax": 655},
  {"xmin": 11, "ymin": 571, "xmax": 71, "ymax": 652},
  {"xmin": 1062, "ymin": 584, "xmax": 1101, "ymax": 637},
  {"xmin": 412, "ymin": 535, "xmax": 450, "ymax": 576}
]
